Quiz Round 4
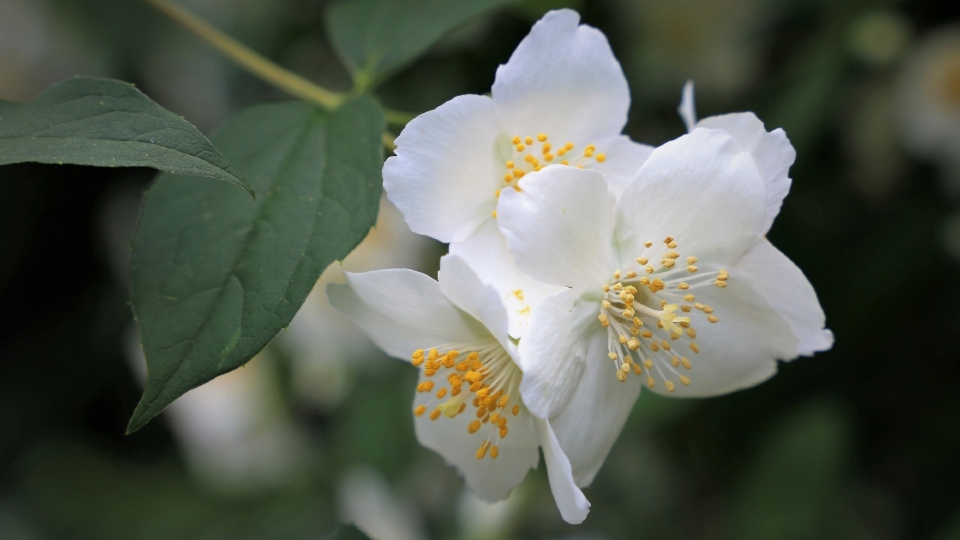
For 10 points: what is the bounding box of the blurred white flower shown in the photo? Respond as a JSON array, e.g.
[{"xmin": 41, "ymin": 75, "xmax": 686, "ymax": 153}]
[
  {"xmin": 280, "ymin": 195, "xmax": 434, "ymax": 408},
  {"xmin": 896, "ymin": 25, "xmax": 960, "ymax": 192},
  {"xmin": 456, "ymin": 487, "xmax": 523, "ymax": 540},
  {"xmin": 125, "ymin": 326, "xmax": 306, "ymax": 492},
  {"xmin": 338, "ymin": 466, "xmax": 427, "ymax": 540},
  {"xmin": 383, "ymin": 9, "xmax": 651, "ymax": 338}
]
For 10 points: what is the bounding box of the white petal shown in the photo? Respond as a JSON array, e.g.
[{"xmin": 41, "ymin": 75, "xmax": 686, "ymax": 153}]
[
  {"xmin": 696, "ymin": 112, "xmax": 796, "ymax": 235},
  {"xmin": 492, "ymin": 9, "xmax": 629, "ymax": 145},
  {"xmin": 646, "ymin": 270, "xmax": 797, "ymax": 398},
  {"xmin": 383, "ymin": 95, "xmax": 501, "ymax": 243},
  {"xmin": 616, "ymin": 128, "xmax": 766, "ymax": 268},
  {"xmin": 449, "ymin": 220, "xmax": 563, "ymax": 339},
  {"xmin": 414, "ymin": 372, "xmax": 539, "ymax": 502},
  {"xmin": 678, "ymin": 80, "xmax": 697, "ymax": 133},
  {"xmin": 437, "ymin": 254, "xmax": 514, "ymax": 358},
  {"xmin": 498, "ymin": 165, "xmax": 619, "ymax": 290},
  {"xmin": 590, "ymin": 135, "xmax": 655, "ymax": 198},
  {"xmin": 326, "ymin": 269, "xmax": 484, "ymax": 360},
  {"xmin": 517, "ymin": 289, "xmax": 599, "ymax": 420},
  {"xmin": 549, "ymin": 331, "xmax": 640, "ymax": 487},
  {"xmin": 536, "ymin": 419, "xmax": 590, "ymax": 524},
  {"xmin": 736, "ymin": 239, "xmax": 833, "ymax": 356}
]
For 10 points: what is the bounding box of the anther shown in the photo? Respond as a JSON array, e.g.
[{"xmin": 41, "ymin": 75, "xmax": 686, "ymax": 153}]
[
  {"xmin": 614, "ymin": 269, "xmax": 621, "ymax": 279},
  {"xmin": 430, "ymin": 409, "xmax": 441, "ymax": 421},
  {"xmin": 616, "ymin": 370, "xmax": 627, "ymax": 382},
  {"xmin": 665, "ymin": 381, "xmax": 676, "ymax": 392},
  {"xmin": 671, "ymin": 357, "xmax": 680, "ymax": 367},
  {"xmin": 680, "ymin": 375, "xmax": 691, "ymax": 385},
  {"xmin": 644, "ymin": 242, "xmax": 653, "ymax": 248},
  {"xmin": 644, "ymin": 359, "xmax": 654, "ymax": 369},
  {"xmin": 714, "ymin": 280, "xmax": 728, "ymax": 288},
  {"xmin": 636, "ymin": 257, "xmax": 648, "ymax": 265},
  {"xmin": 645, "ymin": 265, "xmax": 655, "ymax": 274},
  {"xmin": 436, "ymin": 388, "xmax": 447, "ymax": 398},
  {"xmin": 596, "ymin": 153, "xmax": 606, "ymax": 162},
  {"xmin": 512, "ymin": 136, "xmax": 521, "ymax": 145},
  {"xmin": 686, "ymin": 256, "xmax": 697, "ymax": 264},
  {"xmin": 632, "ymin": 364, "xmax": 642, "ymax": 375},
  {"xmin": 499, "ymin": 426, "xmax": 508, "ymax": 438},
  {"xmin": 537, "ymin": 133, "xmax": 547, "ymax": 142},
  {"xmin": 690, "ymin": 342, "xmax": 700, "ymax": 353},
  {"xmin": 647, "ymin": 377, "xmax": 655, "ymax": 388},
  {"xmin": 512, "ymin": 404, "xmax": 520, "ymax": 416},
  {"xmin": 515, "ymin": 144, "xmax": 525, "ymax": 152},
  {"xmin": 687, "ymin": 265, "xmax": 698, "ymax": 273},
  {"xmin": 506, "ymin": 161, "xmax": 514, "ymax": 169},
  {"xmin": 414, "ymin": 405, "xmax": 426, "ymax": 417},
  {"xmin": 678, "ymin": 282, "xmax": 690, "ymax": 290},
  {"xmin": 564, "ymin": 142, "xmax": 574, "ymax": 150},
  {"xmin": 476, "ymin": 441, "xmax": 489, "ymax": 459},
  {"xmin": 490, "ymin": 446, "xmax": 499, "ymax": 459},
  {"xmin": 687, "ymin": 328, "xmax": 697, "ymax": 338},
  {"xmin": 542, "ymin": 143, "xmax": 552, "ymax": 154},
  {"xmin": 708, "ymin": 315, "xmax": 719, "ymax": 323},
  {"xmin": 608, "ymin": 351, "xmax": 618, "ymax": 360},
  {"xmin": 524, "ymin": 136, "xmax": 533, "ymax": 145}
]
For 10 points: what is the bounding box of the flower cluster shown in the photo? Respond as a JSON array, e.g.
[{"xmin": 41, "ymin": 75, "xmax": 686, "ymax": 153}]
[{"xmin": 328, "ymin": 9, "xmax": 832, "ymax": 524}]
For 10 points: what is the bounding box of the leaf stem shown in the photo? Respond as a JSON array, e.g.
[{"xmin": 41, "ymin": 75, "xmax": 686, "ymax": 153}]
[
  {"xmin": 384, "ymin": 108, "xmax": 417, "ymax": 126},
  {"xmin": 143, "ymin": 0, "xmax": 345, "ymax": 110}
]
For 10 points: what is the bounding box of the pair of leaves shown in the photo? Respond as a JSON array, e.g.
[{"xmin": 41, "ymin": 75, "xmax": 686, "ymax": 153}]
[
  {"xmin": 128, "ymin": 97, "xmax": 384, "ymax": 432},
  {"xmin": 126, "ymin": 0, "xmax": 519, "ymax": 429},
  {"xmin": 1, "ymin": 0, "xmax": 521, "ymax": 431},
  {"xmin": 0, "ymin": 76, "xmax": 253, "ymax": 196},
  {"xmin": 327, "ymin": 0, "xmax": 517, "ymax": 88}
]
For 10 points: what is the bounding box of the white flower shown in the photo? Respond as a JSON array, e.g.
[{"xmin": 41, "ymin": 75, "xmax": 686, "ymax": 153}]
[
  {"xmin": 327, "ymin": 255, "xmax": 590, "ymax": 523},
  {"xmin": 496, "ymin": 124, "xmax": 833, "ymax": 488},
  {"xmin": 383, "ymin": 9, "xmax": 652, "ymax": 338},
  {"xmin": 895, "ymin": 25, "xmax": 960, "ymax": 190}
]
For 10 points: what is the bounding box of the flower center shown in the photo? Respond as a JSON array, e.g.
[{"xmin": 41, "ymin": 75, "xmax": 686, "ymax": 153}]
[
  {"xmin": 492, "ymin": 133, "xmax": 606, "ymax": 216},
  {"xmin": 410, "ymin": 338, "xmax": 523, "ymax": 460},
  {"xmin": 596, "ymin": 236, "xmax": 728, "ymax": 390}
]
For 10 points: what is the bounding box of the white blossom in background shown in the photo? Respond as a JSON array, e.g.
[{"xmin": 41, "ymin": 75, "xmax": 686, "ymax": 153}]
[
  {"xmin": 496, "ymin": 123, "xmax": 832, "ymax": 491},
  {"xmin": 895, "ymin": 25, "xmax": 960, "ymax": 192},
  {"xmin": 338, "ymin": 466, "xmax": 428, "ymax": 540},
  {"xmin": 125, "ymin": 327, "xmax": 306, "ymax": 491},
  {"xmin": 327, "ymin": 256, "xmax": 590, "ymax": 523},
  {"xmin": 280, "ymin": 195, "xmax": 434, "ymax": 407},
  {"xmin": 383, "ymin": 9, "xmax": 652, "ymax": 338}
]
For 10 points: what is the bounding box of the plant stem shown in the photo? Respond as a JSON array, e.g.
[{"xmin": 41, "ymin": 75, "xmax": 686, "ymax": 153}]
[
  {"xmin": 143, "ymin": 0, "xmax": 345, "ymax": 110},
  {"xmin": 384, "ymin": 108, "xmax": 417, "ymax": 126}
]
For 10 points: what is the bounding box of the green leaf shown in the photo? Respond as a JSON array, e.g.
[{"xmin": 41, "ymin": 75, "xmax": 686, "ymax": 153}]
[
  {"xmin": 0, "ymin": 76, "xmax": 253, "ymax": 196},
  {"xmin": 127, "ymin": 96, "xmax": 384, "ymax": 433},
  {"xmin": 327, "ymin": 0, "xmax": 516, "ymax": 88}
]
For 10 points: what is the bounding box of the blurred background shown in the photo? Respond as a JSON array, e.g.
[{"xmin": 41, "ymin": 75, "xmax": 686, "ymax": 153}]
[{"xmin": 2, "ymin": 0, "xmax": 960, "ymax": 538}]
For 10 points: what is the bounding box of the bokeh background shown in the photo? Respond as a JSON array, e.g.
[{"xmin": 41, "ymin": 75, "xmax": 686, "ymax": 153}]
[{"xmin": 2, "ymin": 0, "xmax": 960, "ymax": 538}]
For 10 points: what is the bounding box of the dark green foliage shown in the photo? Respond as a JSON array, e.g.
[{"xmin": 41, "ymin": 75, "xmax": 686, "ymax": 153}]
[
  {"xmin": 327, "ymin": 0, "xmax": 517, "ymax": 88},
  {"xmin": 127, "ymin": 97, "xmax": 384, "ymax": 432},
  {"xmin": 0, "ymin": 77, "xmax": 253, "ymax": 196}
]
